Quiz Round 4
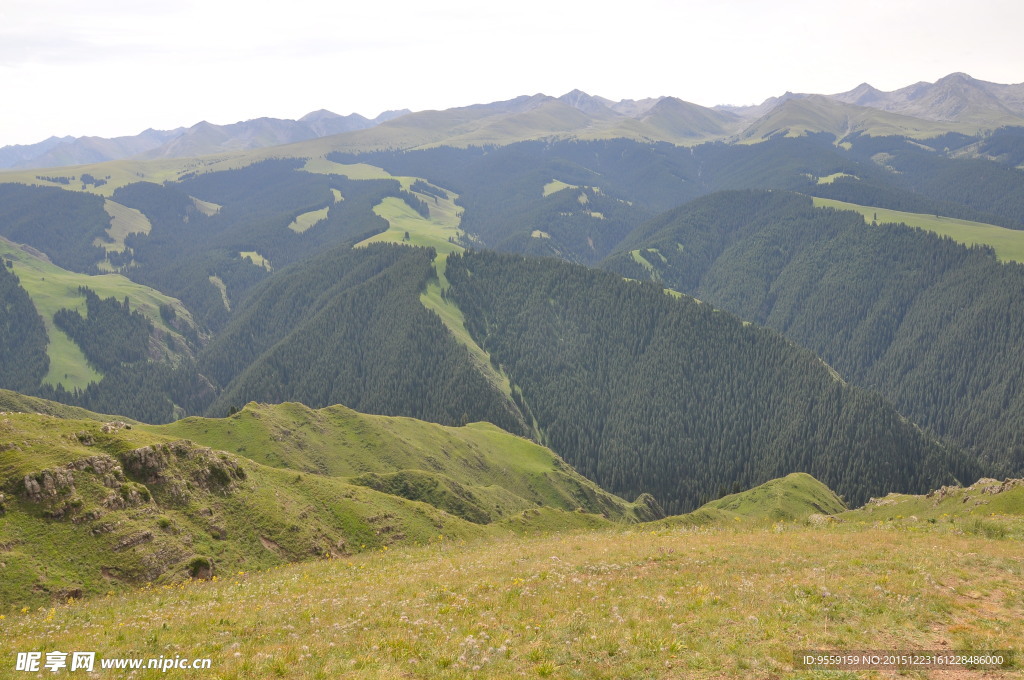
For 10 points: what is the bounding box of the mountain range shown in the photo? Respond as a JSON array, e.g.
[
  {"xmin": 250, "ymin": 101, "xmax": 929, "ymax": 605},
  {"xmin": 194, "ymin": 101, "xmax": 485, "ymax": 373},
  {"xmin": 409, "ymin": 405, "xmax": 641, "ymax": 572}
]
[
  {"xmin": 0, "ymin": 109, "xmax": 409, "ymax": 170},
  {"xmin": 3, "ymin": 72, "xmax": 1023, "ymax": 171}
]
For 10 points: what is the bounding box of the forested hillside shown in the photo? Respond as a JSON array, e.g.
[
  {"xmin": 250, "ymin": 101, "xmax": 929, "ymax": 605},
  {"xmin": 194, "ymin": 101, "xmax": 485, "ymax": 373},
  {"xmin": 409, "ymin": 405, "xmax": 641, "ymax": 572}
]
[
  {"xmin": 605, "ymin": 190, "xmax": 1024, "ymax": 472},
  {"xmin": 444, "ymin": 250, "xmax": 971, "ymax": 513},
  {"xmin": 202, "ymin": 244, "xmax": 528, "ymax": 434},
  {"xmin": 0, "ymin": 263, "xmax": 49, "ymax": 391},
  {"xmin": 0, "ymin": 184, "xmax": 109, "ymax": 272}
]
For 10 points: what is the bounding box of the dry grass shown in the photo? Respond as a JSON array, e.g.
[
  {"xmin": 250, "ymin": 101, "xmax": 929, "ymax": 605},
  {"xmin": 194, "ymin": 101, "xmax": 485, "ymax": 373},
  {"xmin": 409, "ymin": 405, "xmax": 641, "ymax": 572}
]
[{"xmin": 3, "ymin": 523, "xmax": 1020, "ymax": 679}]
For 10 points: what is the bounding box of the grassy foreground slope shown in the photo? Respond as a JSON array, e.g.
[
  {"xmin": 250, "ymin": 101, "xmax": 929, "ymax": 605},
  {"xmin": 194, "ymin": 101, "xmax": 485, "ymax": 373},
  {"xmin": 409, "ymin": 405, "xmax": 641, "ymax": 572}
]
[
  {"xmin": 3, "ymin": 515, "xmax": 1021, "ymax": 678},
  {"xmin": 0, "ymin": 403, "xmax": 657, "ymax": 609}
]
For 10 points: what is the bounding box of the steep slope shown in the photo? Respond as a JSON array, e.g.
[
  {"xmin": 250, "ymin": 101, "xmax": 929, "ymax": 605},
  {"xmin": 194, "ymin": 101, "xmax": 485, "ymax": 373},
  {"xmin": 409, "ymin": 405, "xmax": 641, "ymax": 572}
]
[
  {"xmin": 201, "ymin": 243, "xmax": 528, "ymax": 434},
  {"xmin": 444, "ymin": 250, "xmax": 972, "ymax": 513},
  {"xmin": 0, "ymin": 265, "xmax": 49, "ymax": 392},
  {"xmin": 605, "ymin": 190, "xmax": 1024, "ymax": 471},
  {"xmin": 149, "ymin": 401, "xmax": 661, "ymax": 524}
]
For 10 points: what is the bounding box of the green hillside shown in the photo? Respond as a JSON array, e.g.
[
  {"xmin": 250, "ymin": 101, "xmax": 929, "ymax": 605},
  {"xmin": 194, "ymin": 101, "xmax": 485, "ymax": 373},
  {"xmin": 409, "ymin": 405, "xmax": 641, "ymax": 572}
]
[
  {"xmin": 0, "ymin": 402, "xmax": 657, "ymax": 609},
  {"xmin": 840, "ymin": 476, "xmax": 1024, "ymax": 539},
  {"xmin": 656, "ymin": 473, "xmax": 847, "ymax": 527},
  {"xmin": 0, "ymin": 238, "xmax": 197, "ymax": 391},
  {"xmin": 146, "ymin": 401, "xmax": 658, "ymax": 524},
  {"xmin": 0, "ymin": 388, "xmax": 139, "ymax": 423}
]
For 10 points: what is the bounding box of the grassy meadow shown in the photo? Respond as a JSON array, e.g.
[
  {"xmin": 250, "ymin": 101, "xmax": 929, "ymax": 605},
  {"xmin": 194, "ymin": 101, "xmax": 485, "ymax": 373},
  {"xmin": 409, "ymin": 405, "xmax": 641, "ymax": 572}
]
[
  {"xmin": 98, "ymin": 200, "xmax": 152, "ymax": 254},
  {"xmin": 286, "ymin": 207, "xmax": 330, "ymax": 234},
  {"xmin": 2, "ymin": 520, "xmax": 1021, "ymax": 679},
  {"xmin": 0, "ymin": 240, "xmax": 196, "ymax": 390},
  {"xmin": 238, "ymin": 252, "xmax": 272, "ymax": 271}
]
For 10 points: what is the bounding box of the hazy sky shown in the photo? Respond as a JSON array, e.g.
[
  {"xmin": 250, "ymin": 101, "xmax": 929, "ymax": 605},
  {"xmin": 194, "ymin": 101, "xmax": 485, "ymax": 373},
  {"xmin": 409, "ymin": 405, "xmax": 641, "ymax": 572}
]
[{"xmin": 2, "ymin": 0, "xmax": 1023, "ymax": 147}]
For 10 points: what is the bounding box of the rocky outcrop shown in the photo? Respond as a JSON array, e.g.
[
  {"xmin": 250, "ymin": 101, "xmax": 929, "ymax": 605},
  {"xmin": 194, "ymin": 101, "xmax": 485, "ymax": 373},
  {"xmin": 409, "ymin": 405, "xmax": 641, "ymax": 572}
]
[
  {"xmin": 119, "ymin": 441, "xmax": 246, "ymax": 492},
  {"xmin": 925, "ymin": 478, "xmax": 1023, "ymax": 506},
  {"xmin": 22, "ymin": 455, "xmax": 128, "ymax": 502},
  {"xmin": 112, "ymin": 531, "xmax": 153, "ymax": 552},
  {"xmin": 23, "ymin": 468, "xmax": 77, "ymax": 501}
]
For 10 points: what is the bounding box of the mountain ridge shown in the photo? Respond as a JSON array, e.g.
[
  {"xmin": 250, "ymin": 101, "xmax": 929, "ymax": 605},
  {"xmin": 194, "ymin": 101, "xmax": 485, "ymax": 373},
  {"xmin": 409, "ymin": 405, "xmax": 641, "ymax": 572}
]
[
  {"xmin": 0, "ymin": 109, "xmax": 410, "ymax": 170},
  {"xmin": 6, "ymin": 73, "xmax": 1023, "ymax": 171}
]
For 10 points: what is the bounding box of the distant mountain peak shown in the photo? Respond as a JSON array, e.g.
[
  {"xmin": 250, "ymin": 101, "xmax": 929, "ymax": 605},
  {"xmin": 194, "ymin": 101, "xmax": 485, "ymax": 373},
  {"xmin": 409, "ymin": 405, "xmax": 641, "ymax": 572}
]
[
  {"xmin": 829, "ymin": 82, "xmax": 886, "ymax": 108},
  {"xmin": 374, "ymin": 109, "xmax": 411, "ymax": 123},
  {"xmin": 938, "ymin": 71, "xmax": 975, "ymax": 83},
  {"xmin": 558, "ymin": 90, "xmax": 617, "ymax": 116},
  {"xmin": 299, "ymin": 109, "xmax": 342, "ymax": 122}
]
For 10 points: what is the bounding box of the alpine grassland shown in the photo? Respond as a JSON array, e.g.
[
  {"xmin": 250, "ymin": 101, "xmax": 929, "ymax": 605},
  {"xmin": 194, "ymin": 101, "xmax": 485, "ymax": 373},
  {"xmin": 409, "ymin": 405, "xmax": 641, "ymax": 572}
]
[
  {"xmin": 0, "ymin": 389, "xmax": 136, "ymax": 422},
  {"xmin": 814, "ymin": 173, "xmax": 858, "ymax": 185},
  {"xmin": 286, "ymin": 207, "xmax": 329, "ymax": 234},
  {"xmin": 303, "ymin": 154, "xmax": 464, "ymax": 252},
  {"xmin": 98, "ymin": 200, "xmax": 152, "ymax": 254},
  {"xmin": 0, "ymin": 240, "xmax": 196, "ymax": 390},
  {"xmin": 813, "ymin": 196, "xmax": 1024, "ymax": 263},
  {"xmin": 358, "ymin": 194, "xmax": 462, "ymax": 255},
  {"xmin": 208, "ymin": 275, "xmax": 230, "ymax": 312},
  {"xmin": 237, "ymin": 252, "xmax": 272, "ymax": 271},
  {"xmin": 2, "ymin": 520, "xmax": 1021, "ymax": 679},
  {"xmin": 302, "ymin": 157, "xmax": 396, "ymax": 181},
  {"xmin": 144, "ymin": 401, "xmax": 639, "ymax": 520},
  {"xmin": 0, "ymin": 158, "xmax": 216, "ymax": 197},
  {"xmin": 418, "ymin": 256, "xmax": 515, "ymax": 403},
  {"xmin": 628, "ymin": 249, "xmax": 657, "ymax": 274},
  {"xmin": 542, "ymin": 180, "xmax": 579, "ymax": 197}
]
